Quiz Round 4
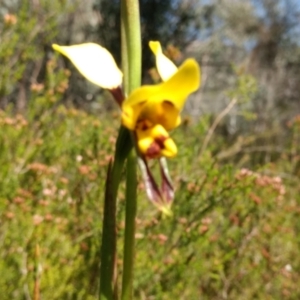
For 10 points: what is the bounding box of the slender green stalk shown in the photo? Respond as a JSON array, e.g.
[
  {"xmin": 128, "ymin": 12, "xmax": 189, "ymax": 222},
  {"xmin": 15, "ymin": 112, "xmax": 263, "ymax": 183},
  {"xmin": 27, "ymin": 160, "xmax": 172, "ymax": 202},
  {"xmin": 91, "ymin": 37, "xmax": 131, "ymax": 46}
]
[
  {"xmin": 99, "ymin": 160, "xmax": 114, "ymax": 300},
  {"xmin": 120, "ymin": 0, "xmax": 141, "ymax": 299},
  {"xmin": 121, "ymin": 0, "xmax": 141, "ymax": 94},
  {"xmin": 99, "ymin": 160, "xmax": 119, "ymax": 300},
  {"xmin": 99, "ymin": 126, "xmax": 132, "ymax": 300},
  {"xmin": 121, "ymin": 151, "xmax": 137, "ymax": 300},
  {"xmin": 120, "ymin": 6, "xmax": 129, "ymax": 95}
]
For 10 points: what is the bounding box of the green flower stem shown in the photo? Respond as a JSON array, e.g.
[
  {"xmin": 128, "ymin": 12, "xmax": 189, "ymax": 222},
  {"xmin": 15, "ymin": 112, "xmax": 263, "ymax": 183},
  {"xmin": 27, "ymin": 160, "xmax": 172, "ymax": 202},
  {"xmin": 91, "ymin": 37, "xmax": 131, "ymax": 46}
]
[
  {"xmin": 121, "ymin": 0, "xmax": 141, "ymax": 94},
  {"xmin": 100, "ymin": 0, "xmax": 141, "ymax": 298},
  {"xmin": 121, "ymin": 0, "xmax": 141, "ymax": 299},
  {"xmin": 100, "ymin": 126, "xmax": 132, "ymax": 300},
  {"xmin": 121, "ymin": 151, "xmax": 137, "ymax": 300}
]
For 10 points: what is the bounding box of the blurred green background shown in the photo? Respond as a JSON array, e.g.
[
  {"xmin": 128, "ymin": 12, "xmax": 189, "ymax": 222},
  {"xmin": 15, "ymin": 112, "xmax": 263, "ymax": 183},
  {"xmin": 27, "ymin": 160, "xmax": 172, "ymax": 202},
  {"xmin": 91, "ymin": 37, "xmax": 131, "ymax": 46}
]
[{"xmin": 1, "ymin": 0, "xmax": 300, "ymax": 299}]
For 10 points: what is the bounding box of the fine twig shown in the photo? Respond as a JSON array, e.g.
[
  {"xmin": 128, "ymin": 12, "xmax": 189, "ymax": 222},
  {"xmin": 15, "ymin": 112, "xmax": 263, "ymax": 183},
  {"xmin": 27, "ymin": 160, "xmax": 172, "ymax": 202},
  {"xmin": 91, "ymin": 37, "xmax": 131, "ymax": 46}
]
[{"xmin": 199, "ymin": 97, "xmax": 237, "ymax": 156}]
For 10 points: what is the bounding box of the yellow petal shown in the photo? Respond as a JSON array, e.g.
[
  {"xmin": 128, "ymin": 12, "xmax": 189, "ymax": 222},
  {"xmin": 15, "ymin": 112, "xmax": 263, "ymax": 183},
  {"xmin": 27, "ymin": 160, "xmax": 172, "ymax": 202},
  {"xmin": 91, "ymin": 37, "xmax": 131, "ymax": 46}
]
[
  {"xmin": 139, "ymin": 101, "xmax": 181, "ymax": 131},
  {"xmin": 160, "ymin": 138, "xmax": 177, "ymax": 158},
  {"xmin": 149, "ymin": 41, "xmax": 178, "ymax": 81},
  {"xmin": 137, "ymin": 135, "xmax": 154, "ymax": 156},
  {"xmin": 122, "ymin": 102, "xmax": 146, "ymax": 130},
  {"xmin": 136, "ymin": 125, "xmax": 177, "ymax": 158},
  {"xmin": 52, "ymin": 43, "xmax": 122, "ymax": 89},
  {"xmin": 123, "ymin": 59, "xmax": 200, "ymax": 126}
]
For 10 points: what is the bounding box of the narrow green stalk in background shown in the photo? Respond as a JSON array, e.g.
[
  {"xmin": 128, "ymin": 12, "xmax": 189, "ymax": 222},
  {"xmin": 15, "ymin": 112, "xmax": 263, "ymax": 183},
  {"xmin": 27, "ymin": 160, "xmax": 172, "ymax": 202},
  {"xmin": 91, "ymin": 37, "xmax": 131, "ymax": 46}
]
[
  {"xmin": 121, "ymin": 151, "xmax": 137, "ymax": 300},
  {"xmin": 99, "ymin": 161, "xmax": 115, "ymax": 300},
  {"xmin": 99, "ymin": 144, "xmax": 126, "ymax": 300},
  {"xmin": 100, "ymin": 121, "xmax": 132, "ymax": 300}
]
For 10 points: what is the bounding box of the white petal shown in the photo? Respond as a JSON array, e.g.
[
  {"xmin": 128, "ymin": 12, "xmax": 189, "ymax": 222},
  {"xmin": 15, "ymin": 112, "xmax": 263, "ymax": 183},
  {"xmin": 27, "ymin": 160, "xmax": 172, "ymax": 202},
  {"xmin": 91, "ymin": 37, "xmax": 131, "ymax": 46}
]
[
  {"xmin": 149, "ymin": 41, "xmax": 177, "ymax": 81},
  {"xmin": 52, "ymin": 43, "xmax": 122, "ymax": 89}
]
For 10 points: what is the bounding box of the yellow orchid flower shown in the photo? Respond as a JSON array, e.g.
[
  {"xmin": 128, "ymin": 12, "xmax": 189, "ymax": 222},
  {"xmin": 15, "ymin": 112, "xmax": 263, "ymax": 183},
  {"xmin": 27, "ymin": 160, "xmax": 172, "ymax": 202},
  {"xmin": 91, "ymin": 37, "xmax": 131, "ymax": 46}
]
[
  {"xmin": 53, "ymin": 40, "xmax": 201, "ymax": 211},
  {"xmin": 52, "ymin": 41, "xmax": 200, "ymax": 159}
]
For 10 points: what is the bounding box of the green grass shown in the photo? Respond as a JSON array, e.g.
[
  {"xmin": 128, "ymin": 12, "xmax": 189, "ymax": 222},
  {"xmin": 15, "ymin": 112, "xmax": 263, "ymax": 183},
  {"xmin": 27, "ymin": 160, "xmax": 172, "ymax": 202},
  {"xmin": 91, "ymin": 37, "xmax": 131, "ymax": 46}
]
[{"xmin": 1, "ymin": 91, "xmax": 300, "ymax": 299}]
